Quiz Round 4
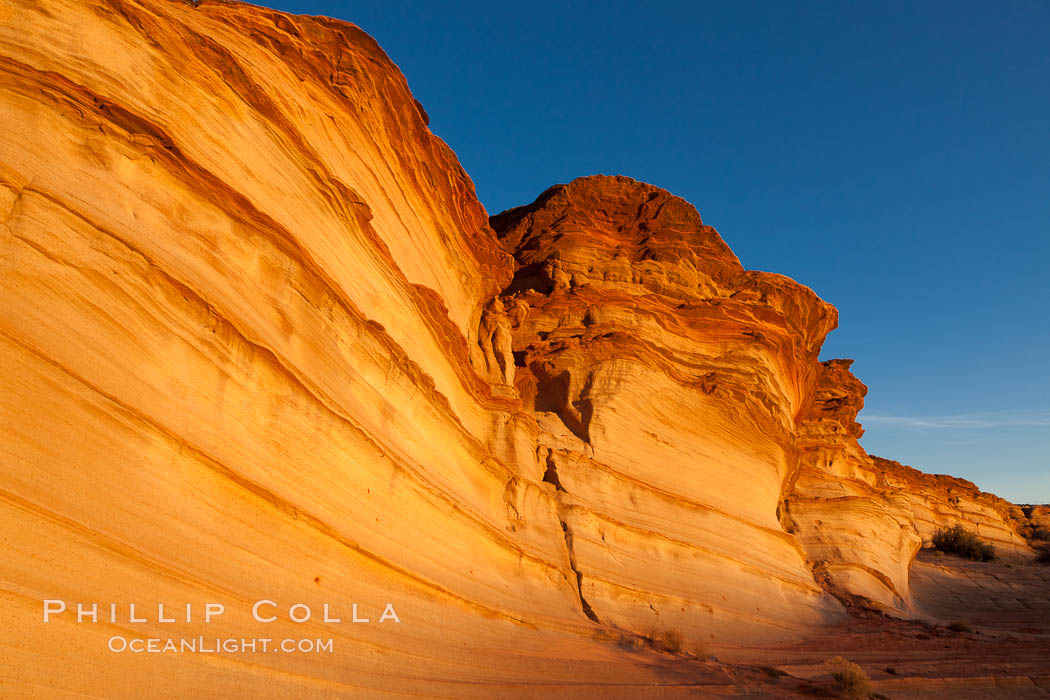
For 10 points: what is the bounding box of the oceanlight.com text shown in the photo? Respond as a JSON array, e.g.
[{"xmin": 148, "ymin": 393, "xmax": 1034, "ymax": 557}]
[{"xmin": 107, "ymin": 636, "xmax": 334, "ymax": 654}]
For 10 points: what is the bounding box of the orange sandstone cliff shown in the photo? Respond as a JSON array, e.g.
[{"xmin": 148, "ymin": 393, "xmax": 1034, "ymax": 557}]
[{"xmin": 0, "ymin": 0, "xmax": 1039, "ymax": 696}]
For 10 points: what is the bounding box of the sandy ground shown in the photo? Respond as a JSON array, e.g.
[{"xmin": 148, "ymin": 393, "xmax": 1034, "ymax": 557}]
[
  {"xmin": 424, "ymin": 551, "xmax": 1050, "ymax": 698},
  {"xmin": 688, "ymin": 550, "xmax": 1050, "ymax": 698}
]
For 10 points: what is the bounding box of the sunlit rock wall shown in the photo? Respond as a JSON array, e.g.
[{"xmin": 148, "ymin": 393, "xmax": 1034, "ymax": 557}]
[{"xmin": 0, "ymin": 0, "xmax": 1034, "ymax": 695}]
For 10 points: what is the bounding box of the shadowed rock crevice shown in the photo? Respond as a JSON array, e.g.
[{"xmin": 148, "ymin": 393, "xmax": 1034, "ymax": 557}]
[
  {"xmin": 531, "ymin": 366, "xmax": 593, "ymax": 444},
  {"xmin": 542, "ymin": 449, "xmax": 600, "ymax": 623},
  {"xmin": 562, "ymin": 517, "xmax": 601, "ymax": 624},
  {"xmin": 541, "ymin": 448, "xmax": 565, "ymax": 491}
]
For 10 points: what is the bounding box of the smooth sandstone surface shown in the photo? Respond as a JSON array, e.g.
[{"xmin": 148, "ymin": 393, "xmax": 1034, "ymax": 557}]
[{"xmin": 1, "ymin": 0, "xmax": 1044, "ymax": 696}]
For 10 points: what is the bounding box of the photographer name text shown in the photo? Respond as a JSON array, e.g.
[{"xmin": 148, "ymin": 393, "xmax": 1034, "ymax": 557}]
[{"xmin": 42, "ymin": 599, "xmax": 401, "ymax": 624}]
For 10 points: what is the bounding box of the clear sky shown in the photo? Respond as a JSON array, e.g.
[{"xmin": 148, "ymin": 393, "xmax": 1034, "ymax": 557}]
[{"xmin": 263, "ymin": 1, "xmax": 1049, "ymax": 503}]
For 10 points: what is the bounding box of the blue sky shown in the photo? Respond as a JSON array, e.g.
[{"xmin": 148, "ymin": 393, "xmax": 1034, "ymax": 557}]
[{"xmin": 264, "ymin": 1, "xmax": 1049, "ymax": 503}]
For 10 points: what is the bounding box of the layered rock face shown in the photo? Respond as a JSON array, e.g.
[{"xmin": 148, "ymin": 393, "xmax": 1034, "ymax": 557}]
[
  {"xmin": 490, "ymin": 177, "xmax": 847, "ymax": 641},
  {"xmin": 0, "ymin": 0, "xmax": 1037, "ymax": 696},
  {"xmin": 0, "ymin": 1, "xmax": 584, "ymax": 694},
  {"xmin": 785, "ymin": 359, "xmax": 1033, "ymax": 615},
  {"xmin": 489, "ymin": 178, "xmax": 1033, "ymax": 628}
]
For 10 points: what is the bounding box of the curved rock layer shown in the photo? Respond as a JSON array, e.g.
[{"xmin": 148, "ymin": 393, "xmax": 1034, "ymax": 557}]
[
  {"xmin": 0, "ymin": 1, "xmax": 587, "ymax": 695},
  {"xmin": 0, "ymin": 0, "xmax": 1037, "ymax": 696}
]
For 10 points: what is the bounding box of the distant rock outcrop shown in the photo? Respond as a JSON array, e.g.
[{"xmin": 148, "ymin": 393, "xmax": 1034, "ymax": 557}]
[{"xmin": 785, "ymin": 359, "xmax": 1032, "ymax": 615}]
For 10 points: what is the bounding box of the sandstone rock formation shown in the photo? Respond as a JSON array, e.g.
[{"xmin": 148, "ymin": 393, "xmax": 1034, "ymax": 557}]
[
  {"xmin": 491, "ymin": 178, "xmax": 1034, "ymax": 626},
  {"xmin": 1019, "ymin": 504, "xmax": 1050, "ymax": 537},
  {"xmin": 492, "ymin": 176, "xmax": 848, "ymax": 641},
  {"xmin": 1, "ymin": 0, "xmax": 1041, "ymax": 696}
]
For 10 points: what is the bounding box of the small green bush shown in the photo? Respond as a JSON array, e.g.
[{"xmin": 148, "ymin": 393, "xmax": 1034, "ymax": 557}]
[
  {"xmin": 932, "ymin": 524, "xmax": 996, "ymax": 561},
  {"xmin": 825, "ymin": 656, "xmax": 871, "ymax": 698}
]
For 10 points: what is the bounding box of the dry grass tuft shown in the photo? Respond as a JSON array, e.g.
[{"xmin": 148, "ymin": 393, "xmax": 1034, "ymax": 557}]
[
  {"xmin": 642, "ymin": 625, "xmax": 685, "ymax": 654},
  {"xmin": 824, "ymin": 656, "xmax": 871, "ymax": 698},
  {"xmin": 656, "ymin": 627, "xmax": 684, "ymax": 653}
]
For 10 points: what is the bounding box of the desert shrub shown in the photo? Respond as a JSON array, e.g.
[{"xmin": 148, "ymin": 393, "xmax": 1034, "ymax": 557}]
[
  {"xmin": 690, "ymin": 640, "xmax": 712, "ymax": 659},
  {"xmin": 932, "ymin": 524, "xmax": 996, "ymax": 561},
  {"xmin": 948, "ymin": 620, "xmax": 970, "ymax": 632},
  {"xmin": 1032, "ymin": 526, "xmax": 1050, "ymax": 541},
  {"xmin": 614, "ymin": 631, "xmax": 641, "ymax": 651},
  {"xmin": 1036, "ymin": 548, "xmax": 1050, "ymax": 565},
  {"xmin": 762, "ymin": 665, "xmax": 788, "ymax": 678},
  {"xmin": 656, "ymin": 627, "xmax": 683, "ymax": 653},
  {"xmin": 825, "ymin": 656, "xmax": 871, "ymax": 699},
  {"xmin": 643, "ymin": 625, "xmax": 684, "ymax": 654}
]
